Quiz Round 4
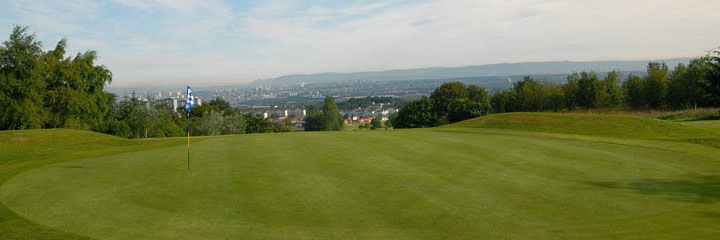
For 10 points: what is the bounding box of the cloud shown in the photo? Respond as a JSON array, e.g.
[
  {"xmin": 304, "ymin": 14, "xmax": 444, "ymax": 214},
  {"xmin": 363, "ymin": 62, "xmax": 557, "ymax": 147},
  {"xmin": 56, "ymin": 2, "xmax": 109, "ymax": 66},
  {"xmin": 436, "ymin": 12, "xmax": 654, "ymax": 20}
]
[{"xmin": 2, "ymin": 0, "xmax": 720, "ymax": 87}]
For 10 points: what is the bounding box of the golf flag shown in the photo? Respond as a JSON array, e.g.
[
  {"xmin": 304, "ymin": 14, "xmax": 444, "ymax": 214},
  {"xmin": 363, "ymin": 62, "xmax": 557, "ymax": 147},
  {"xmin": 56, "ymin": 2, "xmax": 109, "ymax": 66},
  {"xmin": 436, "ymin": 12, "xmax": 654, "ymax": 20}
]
[
  {"xmin": 186, "ymin": 85, "xmax": 193, "ymax": 171},
  {"xmin": 186, "ymin": 86, "xmax": 195, "ymax": 112}
]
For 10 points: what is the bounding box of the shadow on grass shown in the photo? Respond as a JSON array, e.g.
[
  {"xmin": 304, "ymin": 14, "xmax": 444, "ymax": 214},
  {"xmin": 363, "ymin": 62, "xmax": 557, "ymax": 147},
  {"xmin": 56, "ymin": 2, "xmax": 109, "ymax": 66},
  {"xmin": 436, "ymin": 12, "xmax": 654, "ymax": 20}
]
[
  {"xmin": 699, "ymin": 212, "xmax": 720, "ymax": 219},
  {"xmin": 52, "ymin": 165, "xmax": 89, "ymax": 169},
  {"xmin": 587, "ymin": 175, "xmax": 720, "ymax": 203},
  {"xmin": 685, "ymin": 115, "xmax": 720, "ymax": 121}
]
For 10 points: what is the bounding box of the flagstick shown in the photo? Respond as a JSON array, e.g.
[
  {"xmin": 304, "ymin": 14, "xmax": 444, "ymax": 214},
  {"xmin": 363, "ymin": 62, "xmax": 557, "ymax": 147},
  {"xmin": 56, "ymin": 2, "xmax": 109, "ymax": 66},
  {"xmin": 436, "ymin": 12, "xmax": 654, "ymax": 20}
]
[{"xmin": 187, "ymin": 110, "xmax": 190, "ymax": 172}]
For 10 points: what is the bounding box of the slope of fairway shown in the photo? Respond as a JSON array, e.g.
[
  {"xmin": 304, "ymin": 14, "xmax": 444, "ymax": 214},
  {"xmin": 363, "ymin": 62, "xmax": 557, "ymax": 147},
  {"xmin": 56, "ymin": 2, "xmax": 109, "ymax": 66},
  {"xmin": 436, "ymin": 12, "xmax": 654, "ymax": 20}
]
[
  {"xmin": 0, "ymin": 129, "xmax": 186, "ymax": 239},
  {"xmin": 681, "ymin": 120, "xmax": 720, "ymax": 131},
  {"xmin": 2, "ymin": 114, "xmax": 720, "ymax": 239},
  {"xmin": 449, "ymin": 112, "xmax": 720, "ymax": 139}
]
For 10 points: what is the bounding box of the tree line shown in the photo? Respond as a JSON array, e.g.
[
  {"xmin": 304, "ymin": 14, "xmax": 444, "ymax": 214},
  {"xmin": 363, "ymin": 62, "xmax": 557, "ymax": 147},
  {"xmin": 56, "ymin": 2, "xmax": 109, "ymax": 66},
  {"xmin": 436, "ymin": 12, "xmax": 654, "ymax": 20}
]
[
  {"xmin": 390, "ymin": 82, "xmax": 492, "ymax": 128},
  {"xmin": 0, "ymin": 26, "xmax": 293, "ymax": 138},
  {"xmin": 392, "ymin": 52, "xmax": 720, "ymax": 128}
]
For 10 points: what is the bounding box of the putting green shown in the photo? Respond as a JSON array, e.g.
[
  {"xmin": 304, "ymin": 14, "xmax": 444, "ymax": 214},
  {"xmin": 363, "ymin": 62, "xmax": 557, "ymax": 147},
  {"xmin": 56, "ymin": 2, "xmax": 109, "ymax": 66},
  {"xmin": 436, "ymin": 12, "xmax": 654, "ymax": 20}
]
[{"xmin": 2, "ymin": 114, "xmax": 720, "ymax": 239}]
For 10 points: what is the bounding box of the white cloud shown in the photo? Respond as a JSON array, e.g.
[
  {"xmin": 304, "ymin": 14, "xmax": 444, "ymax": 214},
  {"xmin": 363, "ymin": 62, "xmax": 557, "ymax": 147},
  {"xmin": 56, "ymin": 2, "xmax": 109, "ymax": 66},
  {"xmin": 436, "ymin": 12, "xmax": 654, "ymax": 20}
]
[{"xmin": 3, "ymin": 0, "xmax": 720, "ymax": 87}]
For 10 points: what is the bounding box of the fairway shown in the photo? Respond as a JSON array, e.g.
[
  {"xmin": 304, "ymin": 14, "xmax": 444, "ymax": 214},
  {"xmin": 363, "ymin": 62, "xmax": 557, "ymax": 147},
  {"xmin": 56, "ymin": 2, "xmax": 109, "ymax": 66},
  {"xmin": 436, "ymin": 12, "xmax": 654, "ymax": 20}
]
[{"xmin": 2, "ymin": 113, "xmax": 720, "ymax": 239}]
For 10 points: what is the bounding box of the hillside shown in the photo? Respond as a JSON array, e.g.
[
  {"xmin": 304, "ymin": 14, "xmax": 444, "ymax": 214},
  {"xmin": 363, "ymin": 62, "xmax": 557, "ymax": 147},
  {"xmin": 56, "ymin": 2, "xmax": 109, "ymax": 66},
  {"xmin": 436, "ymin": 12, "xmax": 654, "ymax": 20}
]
[
  {"xmin": 1, "ymin": 113, "xmax": 720, "ymax": 239},
  {"xmin": 262, "ymin": 58, "xmax": 691, "ymax": 86},
  {"xmin": 449, "ymin": 112, "xmax": 719, "ymax": 138}
]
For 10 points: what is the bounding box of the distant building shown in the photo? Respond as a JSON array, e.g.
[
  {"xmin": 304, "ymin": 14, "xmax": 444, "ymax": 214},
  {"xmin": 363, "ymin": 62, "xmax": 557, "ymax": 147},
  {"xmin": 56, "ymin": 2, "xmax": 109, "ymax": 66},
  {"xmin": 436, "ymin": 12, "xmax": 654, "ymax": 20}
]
[{"xmin": 156, "ymin": 98, "xmax": 179, "ymax": 112}]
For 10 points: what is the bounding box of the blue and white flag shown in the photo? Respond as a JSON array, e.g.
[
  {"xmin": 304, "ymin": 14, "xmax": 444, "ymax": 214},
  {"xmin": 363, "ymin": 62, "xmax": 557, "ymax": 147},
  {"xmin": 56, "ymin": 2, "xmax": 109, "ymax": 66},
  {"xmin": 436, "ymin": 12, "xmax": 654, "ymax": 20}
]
[{"xmin": 186, "ymin": 86, "xmax": 195, "ymax": 112}]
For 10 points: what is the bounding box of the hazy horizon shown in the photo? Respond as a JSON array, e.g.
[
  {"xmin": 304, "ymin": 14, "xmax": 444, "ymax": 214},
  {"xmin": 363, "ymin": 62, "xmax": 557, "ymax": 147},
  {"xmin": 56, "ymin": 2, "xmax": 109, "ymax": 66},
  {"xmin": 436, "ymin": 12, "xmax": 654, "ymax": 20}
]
[{"xmin": 2, "ymin": 0, "xmax": 719, "ymax": 87}]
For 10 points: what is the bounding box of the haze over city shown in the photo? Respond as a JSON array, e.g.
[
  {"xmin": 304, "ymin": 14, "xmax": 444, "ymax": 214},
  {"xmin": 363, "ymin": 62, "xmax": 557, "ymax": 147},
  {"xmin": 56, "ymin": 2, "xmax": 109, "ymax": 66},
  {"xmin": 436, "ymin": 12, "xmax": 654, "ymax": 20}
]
[{"xmin": 2, "ymin": 0, "xmax": 720, "ymax": 87}]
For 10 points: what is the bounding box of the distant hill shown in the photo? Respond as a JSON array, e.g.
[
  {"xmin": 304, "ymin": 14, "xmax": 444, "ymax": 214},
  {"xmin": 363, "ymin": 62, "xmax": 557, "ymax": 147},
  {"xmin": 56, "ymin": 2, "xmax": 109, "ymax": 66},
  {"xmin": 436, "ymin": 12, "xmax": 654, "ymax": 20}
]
[{"xmin": 261, "ymin": 58, "xmax": 692, "ymax": 86}]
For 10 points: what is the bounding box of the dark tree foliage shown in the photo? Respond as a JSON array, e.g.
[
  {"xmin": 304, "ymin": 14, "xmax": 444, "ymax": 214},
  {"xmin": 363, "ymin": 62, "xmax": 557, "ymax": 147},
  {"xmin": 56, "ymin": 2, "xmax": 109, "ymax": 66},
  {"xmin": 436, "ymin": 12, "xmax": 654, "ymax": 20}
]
[
  {"xmin": 243, "ymin": 113, "xmax": 289, "ymax": 134},
  {"xmin": 644, "ymin": 62, "xmax": 669, "ymax": 109},
  {"xmin": 576, "ymin": 71, "xmax": 602, "ymax": 109},
  {"xmin": 370, "ymin": 118, "xmax": 382, "ymax": 130},
  {"xmin": 392, "ymin": 96, "xmax": 436, "ymax": 129},
  {"xmin": 322, "ymin": 96, "xmax": 343, "ymax": 131},
  {"xmin": 303, "ymin": 96, "xmax": 344, "ymax": 131},
  {"xmin": 623, "ymin": 74, "xmax": 645, "ymax": 109},
  {"xmin": 0, "ymin": 26, "xmax": 113, "ymax": 130},
  {"xmin": 705, "ymin": 49, "xmax": 720, "ymax": 106},
  {"xmin": 564, "ymin": 73, "xmax": 580, "ymax": 111},
  {"xmin": 394, "ymin": 82, "xmax": 492, "ymax": 128},
  {"xmin": 430, "ymin": 82, "xmax": 468, "ymax": 123},
  {"xmin": 596, "ymin": 71, "xmax": 623, "ymax": 108},
  {"xmin": 491, "ymin": 90, "xmax": 512, "ymax": 113},
  {"xmin": 303, "ymin": 113, "xmax": 326, "ymax": 131}
]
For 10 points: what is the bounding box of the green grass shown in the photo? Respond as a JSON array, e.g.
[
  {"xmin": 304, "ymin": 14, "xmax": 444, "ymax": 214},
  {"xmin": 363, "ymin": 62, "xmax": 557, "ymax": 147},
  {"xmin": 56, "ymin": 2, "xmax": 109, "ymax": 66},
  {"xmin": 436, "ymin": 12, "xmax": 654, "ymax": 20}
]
[
  {"xmin": 2, "ymin": 113, "xmax": 720, "ymax": 239},
  {"xmin": 681, "ymin": 120, "xmax": 720, "ymax": 130},
  {"xmin": 450, "ymin": 112, "xmax": 720, "ymax": 138}
]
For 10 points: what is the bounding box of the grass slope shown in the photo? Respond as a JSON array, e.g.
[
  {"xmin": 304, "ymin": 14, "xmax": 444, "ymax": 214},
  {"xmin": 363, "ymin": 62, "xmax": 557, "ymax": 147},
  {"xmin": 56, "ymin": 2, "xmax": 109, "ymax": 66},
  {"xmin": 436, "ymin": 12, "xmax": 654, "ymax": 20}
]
[
  {"xmin": 0, "ymin": 130, "xmax": 186, "ymax": 239},
  {"xmin": 1, "ymin": 113, "xmax": 720, "ymax": 239},
  {"xmin": 449, "ymin": 112, "xmax": 720, "ymax": 138}
]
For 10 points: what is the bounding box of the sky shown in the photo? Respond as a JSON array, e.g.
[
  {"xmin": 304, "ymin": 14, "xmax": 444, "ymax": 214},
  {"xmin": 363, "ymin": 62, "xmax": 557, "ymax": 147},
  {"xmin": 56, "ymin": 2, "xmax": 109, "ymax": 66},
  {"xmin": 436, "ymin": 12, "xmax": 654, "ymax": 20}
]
[{"xmin": 1, "ymin": 0, "xmax": 720, "ymax": 87}]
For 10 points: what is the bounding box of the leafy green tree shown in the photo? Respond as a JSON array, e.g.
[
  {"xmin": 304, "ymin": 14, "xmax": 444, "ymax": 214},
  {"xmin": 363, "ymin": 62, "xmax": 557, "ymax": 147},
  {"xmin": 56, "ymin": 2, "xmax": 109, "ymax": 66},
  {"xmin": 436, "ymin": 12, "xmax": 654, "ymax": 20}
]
[
  {"xmin": 243, "ymin": 113, "xmax": 287, "ymax": 133},
  {"xmin": 196, "ymin": 111, "xmax": 224, "ymax": 136},
  {"xmin": 546, "ymin": 84, "xmax": 566, "ymax": 112},
  {"xmin": 644, "ymin": 62, "xmax": 669, "ymax": 109},
  {"xmin": 392, "ymin": 96, "xmax": 436, "ymax": 128},
  {"xmin": 0, "ymin": 26, "xmax": 47, "ymax": 129},
  {"xmin": 596, "ymin": 71, "xmax": 623, "ymax": 108},
  {"xmin": 564, "ymin": 73, "xmax": 580, "ymax": 111},
  {"xmin": 685, "ymin": 57, "xmax": 712, "ymax": 108},
  {"xmin": 466, "ymin": 85, "xmax": 493, "ymax": 116},
  {"xmin": 303, "ymin": 113, "xmax": 326, "ymax": 131},
  {"xmin": 322, "ymin": 96, "xmax": 343, "ymax": 131},
  {"xmin": 491, "ymin": 90, "xmax": 512, "ymax": 113},
  {"xmin": 431, "ymin": 82, "xmax": 468, "ymax": 123},
  {"xmin": 510, "ymin": 77, "xmax": 547, "ymax": 112},
  {"xmin": 623, "ymin": 74, "xmax": 645, "ymax": 109},
  {"xmin": 384, "ymin": 118, "xmax": 393, "ymax": 129},
  {"xmin": 704, "ymin": 50, "xmax": 720, "ymax": 106},
  {"xmin": 370, "ymin": 118, "xmax": 381, "ymax": 130},
  {"xmin": 576, "ymin": 71, "xmax": 602, "ymax": 109},
  {"xmin": 207, "ymin": 98, "xmax": 235, "ymax": 116},
  {"xmin": 222, "ymin": 113, "xmax": 246, "ymax": 134}
]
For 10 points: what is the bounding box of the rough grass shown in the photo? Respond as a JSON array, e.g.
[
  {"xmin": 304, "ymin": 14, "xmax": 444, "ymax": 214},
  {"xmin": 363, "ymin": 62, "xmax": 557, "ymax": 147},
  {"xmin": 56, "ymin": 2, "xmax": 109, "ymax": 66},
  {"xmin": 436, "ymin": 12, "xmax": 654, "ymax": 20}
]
[{"xmin": 1, "ymin": 113, "xmax": 720, "ymax": 239}]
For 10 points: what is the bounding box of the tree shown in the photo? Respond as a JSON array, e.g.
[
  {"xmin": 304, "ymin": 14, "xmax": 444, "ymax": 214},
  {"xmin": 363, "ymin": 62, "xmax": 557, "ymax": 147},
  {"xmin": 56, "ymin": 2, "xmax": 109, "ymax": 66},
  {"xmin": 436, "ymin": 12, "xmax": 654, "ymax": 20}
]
[
  {"xmin": 576, "ymin": 71, "xmax": 602, "ymax": 109},
  {"xmin": 0, "ymin": 26, "xmax": 47, "ymax": 129},
  {"xmin": 392, "ymin": 96, "xmax": 436, "ymax": 128},
  {"xmin": 704, "ymin": 50, "xmax": 720, "ymax": 106},
  {"xmin": 510, "ymin": 76, "xmax": 547, "ymax": 112},
  {"xmin": 465, "ymin": 85, "xmax": 493, "ymax": 117},
  {"xmin": 644, "ymin": 62, "xmax": 669, "ymax": 109},
  {"xmin": 491, "ymin": 90, "xmax": 512, "ymax": 113},
  {"xmin": 564, "ymin": 73, "xmax": 580, "ymax": 111},
  {"xmin": 196, "ymin": 111, "xmax": 224, "ymax": 136},
  {"xmin": 370, "ymin": 118, "xmax": 381, "ymax": 130},
  {"xmin": 384, "ymin": 117, "xmax": 393, "ymax": 129},
  {"xmin": 546, "ymin": 84, "xmax": 566, "ymax": 112},
  {"xmin": 685, "ymin": 57, "xmax": 712, "ymax": 108},
  {"xmin": 322, "ymin": 96, "xmax": 343, "ymax": 131},
  {"xmin": 303, "ymin": 113, "xmax": 326, "ymax": 131},
  {"xmin": 623, "ymin": 74, "xmax": 645, "ymax": 109},
  {"xmin": 431, "ymin": 82, "xmax": 468, "ymax": 124},
  {"xmin": 596, "ymin": 71, "xmax": 623, "ymax": 108},
  {"xmin": 244, "ymin": 113, "xmax": 287, "ymax": 134},
  {"xmin": 207, "ymin": 98, "xmax": 235, "ymax": 116}
]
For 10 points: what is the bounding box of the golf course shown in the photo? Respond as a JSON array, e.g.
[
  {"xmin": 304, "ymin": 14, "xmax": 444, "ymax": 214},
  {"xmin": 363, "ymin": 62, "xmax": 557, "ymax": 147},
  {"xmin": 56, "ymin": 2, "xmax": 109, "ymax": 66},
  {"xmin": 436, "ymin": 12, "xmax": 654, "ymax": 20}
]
[{"xmin": 1, "ymin": 113, "xmax": 720, "ymax": 239}]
